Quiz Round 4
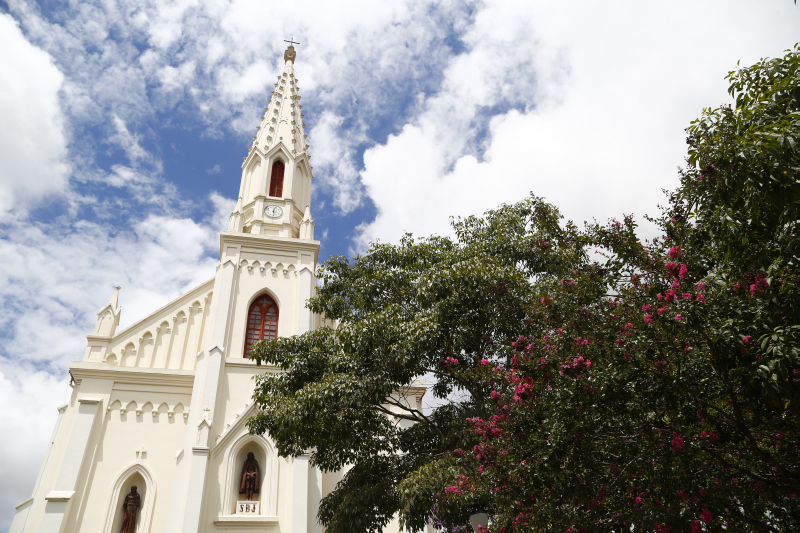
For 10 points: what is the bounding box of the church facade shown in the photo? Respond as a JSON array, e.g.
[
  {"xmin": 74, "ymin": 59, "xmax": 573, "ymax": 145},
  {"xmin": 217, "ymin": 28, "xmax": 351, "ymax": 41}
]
[{"xmin": 10, "ymin": 45, "xmax": 423, "ymax": 533}]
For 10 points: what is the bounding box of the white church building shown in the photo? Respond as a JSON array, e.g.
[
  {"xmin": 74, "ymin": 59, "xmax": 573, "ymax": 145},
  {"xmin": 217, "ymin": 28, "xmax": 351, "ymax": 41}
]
[{"xmin": 10, "ymin": 45, "xmax": 424, "ymax": 533}]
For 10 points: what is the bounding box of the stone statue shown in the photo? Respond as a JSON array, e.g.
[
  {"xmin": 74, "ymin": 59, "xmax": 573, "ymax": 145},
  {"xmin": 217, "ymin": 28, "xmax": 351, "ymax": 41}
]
[
  {"xmin": 119, "ymin": 485, "xmax": 140, "ymax": 533},
  {"xmin": 239, "ymin": 452, "xmax": 260, "ymax": 500}
]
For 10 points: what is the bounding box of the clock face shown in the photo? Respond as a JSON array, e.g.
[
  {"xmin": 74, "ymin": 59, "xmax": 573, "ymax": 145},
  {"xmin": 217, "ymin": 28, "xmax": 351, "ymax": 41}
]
[{"xmin": 264, "ymin": 204, "xmax": 283, "ymax": 218}]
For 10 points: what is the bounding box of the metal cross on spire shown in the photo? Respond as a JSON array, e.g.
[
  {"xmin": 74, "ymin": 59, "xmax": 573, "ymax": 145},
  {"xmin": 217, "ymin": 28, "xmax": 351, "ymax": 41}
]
[{"xmin": 284, "ymin": 38, "xmax": 301, "ymax": 46}]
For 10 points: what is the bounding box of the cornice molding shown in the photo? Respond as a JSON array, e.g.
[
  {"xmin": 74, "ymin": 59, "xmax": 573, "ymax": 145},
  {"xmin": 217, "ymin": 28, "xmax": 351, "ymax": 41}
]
[
  {"xmin": 69, "ymin": 361, "xmax": 195, "ymax": 387},
  {"xmin": 219, "ymin": 232, "xmax": 320, "ymax": 259}
]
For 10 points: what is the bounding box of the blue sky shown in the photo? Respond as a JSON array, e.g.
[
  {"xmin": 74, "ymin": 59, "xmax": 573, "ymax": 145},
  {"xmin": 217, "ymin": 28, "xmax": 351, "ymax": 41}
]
[{"xmin": 1, "ymin": 0, "xmax": 799, "ymax": 529}]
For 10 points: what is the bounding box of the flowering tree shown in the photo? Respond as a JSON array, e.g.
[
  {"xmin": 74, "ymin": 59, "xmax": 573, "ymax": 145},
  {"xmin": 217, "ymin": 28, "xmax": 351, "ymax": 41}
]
[
  {"xmin": 425, "ymin": 46, "xmax": 800, "ymax": 532},
  {"xmin": 248, "ymin": 47, "xmax": 799, "ymax": 533}
]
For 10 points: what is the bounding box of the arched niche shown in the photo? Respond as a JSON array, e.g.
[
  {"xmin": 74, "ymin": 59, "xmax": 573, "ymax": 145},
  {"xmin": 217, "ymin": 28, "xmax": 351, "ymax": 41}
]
[
  {"xmin": 102, "ymin": 463, "xmax": 156, "ymax": 533},
  {"xmin": 223, "ymin": 434, "xmax": 277, "ymax": 516}
]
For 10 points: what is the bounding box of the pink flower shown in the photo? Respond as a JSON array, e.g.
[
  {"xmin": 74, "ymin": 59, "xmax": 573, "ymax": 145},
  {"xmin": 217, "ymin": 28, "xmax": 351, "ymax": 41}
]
[
  {"xmin": 696, "ymin": 294, "xmax": 706, "ymax": 303},
  {"xmin": 700, "ymin": 508, "xmax": 713, "ymax": 523},
  {"xmin": 657, "ymin": 293, "xmax": 664, "ymax": 301},
  {"xmin": 683, "ymin": 293, "xmax": 692, "ymax": 300},
  {"xmin": 691, "ymin": 521, "xmax": 703, "ymax": 533},
  {"xmin": 679, "ymin": 264, "xmax": 689, "ymax": 279},
  {"xmin": 665, "ymin": 261, "xmax": 677, "ymax": 272},
  {"xmin": 742, "ymin": 336, "xmax": 752, "ymax": 344},
  {"xmin": 635, "ymin": 496, "xmax": 642, "ymax": 504},
  {"xmin": 697, "ymin": 282, "xmax": 706, "ymax": 290},
  {"xmin": 672, "ymin": 432, "xmax": 686, "ymax": 452},
  {"xmin": 734, "ymin": 284, "xmax": 741, "ymax": 291},
  {"xmin": 582, "ymin": 339, "xmax": 590, "ymax": 345},
  {"xmin": 669, "ymin": 246, "xmax": 681, "ymax": 258},
  {"xmin": 616, "ymin": 339, "xmax": 624, "ymax": 345},
  {"xmin": 481, "ymin": 359, "xmax": 489, "ymax": 365},
  {"xmin": 675, "ymin": 314, "xmax": 684, "ymax": 321},
  {"xmin": 644, "ymin": 314, "xmax": 653, "ymax": 323},
  {"xmin": 657, "ymin": 307, "xmax": 666, "ymax": 315}
]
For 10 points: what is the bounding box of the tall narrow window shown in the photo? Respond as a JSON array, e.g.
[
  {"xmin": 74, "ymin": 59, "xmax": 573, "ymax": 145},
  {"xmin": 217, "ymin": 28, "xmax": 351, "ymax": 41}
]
[
  {"xmin": 243, "ymin": 294, "xmax": 279, "ymax": 357},
  {"xmin": 268, "ymin": 160, "xmax": 284, "ymax": 197}
]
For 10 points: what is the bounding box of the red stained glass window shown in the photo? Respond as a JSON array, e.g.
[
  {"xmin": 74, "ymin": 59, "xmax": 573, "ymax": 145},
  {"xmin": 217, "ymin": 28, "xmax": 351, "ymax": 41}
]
[
  {"xmin": 243, "ymin": 294, "xmax": 279, "ymax": 357},
  {"xmin": 268, "ymin": 160, "xmax": 284, "ymax": 197}
]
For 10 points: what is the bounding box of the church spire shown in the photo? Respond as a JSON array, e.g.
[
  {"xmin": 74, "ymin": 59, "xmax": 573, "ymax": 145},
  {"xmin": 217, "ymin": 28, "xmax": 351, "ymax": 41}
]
[
  {"xmin": 229, "ymin": 44, "xmax": 315, "ymax": 239},
  {"xmin": 251, "ymin": 44, "xmax": 308, "ymax": 157}
]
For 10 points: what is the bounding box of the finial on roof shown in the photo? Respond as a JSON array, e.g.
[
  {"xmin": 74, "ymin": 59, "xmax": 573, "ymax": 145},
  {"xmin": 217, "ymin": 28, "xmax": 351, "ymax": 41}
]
[{"xmin": 284, "ymin": 40, "xmax": 298, "ymax": 64}]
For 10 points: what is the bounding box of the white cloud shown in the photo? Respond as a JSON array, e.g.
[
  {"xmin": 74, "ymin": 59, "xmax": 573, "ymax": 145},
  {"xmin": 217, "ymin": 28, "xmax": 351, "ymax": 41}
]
[
  {"xmin": 110, "ymin": 114, "xmax": 149, "ymax": 164},
  {"xmin": 0, "ymin": 14, "xmax": 69, "ymax": 218},
  {"xmin": 355, "ymin": 0, "xmax": 800, "ymax": 250}
]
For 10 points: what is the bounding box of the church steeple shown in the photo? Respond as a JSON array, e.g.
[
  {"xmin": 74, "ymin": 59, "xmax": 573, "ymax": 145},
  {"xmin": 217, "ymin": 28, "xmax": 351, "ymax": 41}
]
[{"xmin": 229, "ymin": 44, "xmax": 314, "ymax": 239}]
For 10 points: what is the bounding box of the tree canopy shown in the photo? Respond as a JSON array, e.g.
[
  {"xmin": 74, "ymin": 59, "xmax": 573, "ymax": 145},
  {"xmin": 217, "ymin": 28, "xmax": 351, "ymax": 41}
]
[{"xmin": 248, "ymin": 46, "xmax": 800, "ymax": 532}]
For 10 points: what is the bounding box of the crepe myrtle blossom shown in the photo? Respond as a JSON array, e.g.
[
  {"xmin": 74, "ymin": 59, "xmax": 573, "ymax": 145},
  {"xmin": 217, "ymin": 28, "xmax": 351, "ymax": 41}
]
[
  {"xmin": 742, "ymin": 335, "xmax": 753, "ymax": 344},
  {"xmin": 559, "ymin": 356, "xmax": 592, "ymax": 377},
  {"xmin": 700, "ymin": 509, "xmax": 713, "ymax": 523},
  {"xmin": 750, "ymin": 276, "xmax": 769, "ymax": 296},
  {"xmin": 669, "ymin": 246, "xmax": 682, "ymax": 258},
  {"xmin": 672, "ymin": 432, "xmax": 686, "ymax": 452}
]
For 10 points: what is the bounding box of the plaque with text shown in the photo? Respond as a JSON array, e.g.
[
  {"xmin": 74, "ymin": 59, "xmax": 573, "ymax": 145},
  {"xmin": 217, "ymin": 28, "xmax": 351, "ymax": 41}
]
[{"xmin": 236, "ymin": 501, "xmax": 260, "ymax": 515}]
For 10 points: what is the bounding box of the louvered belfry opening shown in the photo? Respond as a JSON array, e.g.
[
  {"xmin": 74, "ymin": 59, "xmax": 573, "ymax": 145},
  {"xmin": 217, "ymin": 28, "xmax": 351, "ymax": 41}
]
[
  {"xmin": 268, "ymin": 160, "xmax": 285, "ymax": 197},
  {"xmin": 244, "ymin": 294, "xmax": 279, "ymax": 357}
]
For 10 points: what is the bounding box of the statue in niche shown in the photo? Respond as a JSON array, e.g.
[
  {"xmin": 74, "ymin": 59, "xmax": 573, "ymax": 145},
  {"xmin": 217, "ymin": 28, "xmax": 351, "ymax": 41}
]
[
  {"xmin": 119, "ymin": 485, "xmax": 140, "ymax": 533},
  {"xmin": 239, "ymin": 452, "xmax": 261, "ymax": 500}
]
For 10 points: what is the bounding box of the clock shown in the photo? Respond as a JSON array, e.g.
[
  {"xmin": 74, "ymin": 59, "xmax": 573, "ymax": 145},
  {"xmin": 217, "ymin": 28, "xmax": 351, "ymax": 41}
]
[{"xmin": 264, "ymin": 204, "xmax": 283, "ymax": 218}]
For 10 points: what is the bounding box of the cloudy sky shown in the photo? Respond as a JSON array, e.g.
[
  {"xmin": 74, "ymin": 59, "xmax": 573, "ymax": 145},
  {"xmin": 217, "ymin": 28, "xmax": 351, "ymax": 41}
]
[{"xmin": 0, "ymin": 0, "xmax": 798, "ymax": 528}]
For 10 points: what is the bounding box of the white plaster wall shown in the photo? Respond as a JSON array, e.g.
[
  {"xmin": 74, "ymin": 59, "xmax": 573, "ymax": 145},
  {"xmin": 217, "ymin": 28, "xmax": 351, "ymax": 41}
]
[{"xmin": 73, "ymin": 400, "xmax": 187, "ymax": 533}]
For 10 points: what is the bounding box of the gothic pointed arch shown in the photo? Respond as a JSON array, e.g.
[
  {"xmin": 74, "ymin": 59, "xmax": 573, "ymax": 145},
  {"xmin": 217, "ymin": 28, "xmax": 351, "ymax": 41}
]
[
  {"xmin": 221, "ymin": 432, "xmax": 278, "ymax": 517},
  {"xmin": 102, "ymin": 462, "xmax": 156, "ymax": 533},
  {"xmin": 268, "ymin": 159, "xmax": 284, "ymax": 197},
  {"xmin": 243, "ymin": 293, "xmax": 279, "ymax": 357}
]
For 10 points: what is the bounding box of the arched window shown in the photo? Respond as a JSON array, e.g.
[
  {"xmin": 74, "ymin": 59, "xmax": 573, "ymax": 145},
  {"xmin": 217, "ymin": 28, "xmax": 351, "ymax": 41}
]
[
  {"xmin": 268, "ymin": 160, "xmax": 284, "ymax": 197},
  {"xmin": 244, "ymin": 294, "xmax": 279, "ymax": 357}
]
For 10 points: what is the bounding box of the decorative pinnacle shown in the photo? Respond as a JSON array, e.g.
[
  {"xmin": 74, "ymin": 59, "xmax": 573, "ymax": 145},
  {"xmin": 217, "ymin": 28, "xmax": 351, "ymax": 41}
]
[{"xmin": 284, "ymin": 40, "xmax": 298, "ymax": 63}]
